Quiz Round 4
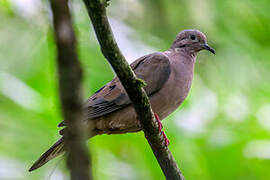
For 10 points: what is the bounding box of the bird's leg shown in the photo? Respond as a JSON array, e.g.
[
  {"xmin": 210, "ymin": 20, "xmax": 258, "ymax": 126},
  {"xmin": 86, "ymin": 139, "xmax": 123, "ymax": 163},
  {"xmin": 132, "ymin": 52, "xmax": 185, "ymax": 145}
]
[
  {"xmin": 162, "ymin": 131, "xmax": 170, "ymax": 147},
  {"xmin": 154, "ymin": 113, "xmax": 170, "ymax": 147},
  {"xmin": 154, "ymin": 112, "xmax": 163, "ymax": 132}
]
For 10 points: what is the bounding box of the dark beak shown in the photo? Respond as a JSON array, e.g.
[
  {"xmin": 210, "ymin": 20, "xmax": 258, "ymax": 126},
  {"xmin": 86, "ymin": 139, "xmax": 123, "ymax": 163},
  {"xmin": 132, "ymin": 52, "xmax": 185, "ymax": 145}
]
[{"xmin": 202, "ymin": 43, "xmax": 215, "ymax": 55}]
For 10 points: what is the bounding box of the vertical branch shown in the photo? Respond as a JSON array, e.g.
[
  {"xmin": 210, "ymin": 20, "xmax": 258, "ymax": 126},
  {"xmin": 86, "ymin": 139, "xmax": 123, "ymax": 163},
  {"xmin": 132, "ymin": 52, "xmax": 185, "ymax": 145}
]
[
  {"xmin": 82, "ymin": 0, "xmax": 185, "ymax": 179},
  {"xmin": 49, "ymin": 0, "xmax": 92, "ymax": 179}
]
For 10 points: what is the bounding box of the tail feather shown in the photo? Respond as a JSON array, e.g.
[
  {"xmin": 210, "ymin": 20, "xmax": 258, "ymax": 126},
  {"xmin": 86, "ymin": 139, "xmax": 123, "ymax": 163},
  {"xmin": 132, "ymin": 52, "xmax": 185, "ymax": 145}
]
[{"xmin": 29, "ymin": 138, "xmax": 65, "ymax": 172}]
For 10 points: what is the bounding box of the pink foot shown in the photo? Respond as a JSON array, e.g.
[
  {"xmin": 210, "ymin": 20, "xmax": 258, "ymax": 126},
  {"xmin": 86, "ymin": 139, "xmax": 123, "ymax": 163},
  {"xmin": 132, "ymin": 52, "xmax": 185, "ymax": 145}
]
[
  {"xmin": 162, "ymin": 131, "xmax": 170, "ymax": 147},
  {"xmin": 154, "ymin": 112, "xmax": 170, "ymax": 147},
  {"xmin": 154, "ymin": 112, "xmax": 163, "ymax": 132}
]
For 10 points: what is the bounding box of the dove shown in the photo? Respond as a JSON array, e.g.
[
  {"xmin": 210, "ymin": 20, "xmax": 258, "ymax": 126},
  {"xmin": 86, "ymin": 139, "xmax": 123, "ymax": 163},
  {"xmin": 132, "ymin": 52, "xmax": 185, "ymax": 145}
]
[{"xmin": 29, "ymin": 29, "xmax": 215, "ymax": 171}]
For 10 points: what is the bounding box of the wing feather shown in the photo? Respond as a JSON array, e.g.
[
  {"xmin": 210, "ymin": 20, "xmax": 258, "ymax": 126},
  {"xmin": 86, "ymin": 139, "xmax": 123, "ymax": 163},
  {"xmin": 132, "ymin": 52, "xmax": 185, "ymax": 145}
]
[{"xmin": 60, "ymin": 52, "xmax": 171, "ymax": 126}]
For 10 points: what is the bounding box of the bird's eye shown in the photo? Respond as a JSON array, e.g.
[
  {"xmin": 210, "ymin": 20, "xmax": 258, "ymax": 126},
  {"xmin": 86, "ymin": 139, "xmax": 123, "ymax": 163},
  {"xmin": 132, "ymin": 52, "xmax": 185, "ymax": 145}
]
[{"xmin": 190, "ymin": 35, "xmax": 196, "ymax": 41}]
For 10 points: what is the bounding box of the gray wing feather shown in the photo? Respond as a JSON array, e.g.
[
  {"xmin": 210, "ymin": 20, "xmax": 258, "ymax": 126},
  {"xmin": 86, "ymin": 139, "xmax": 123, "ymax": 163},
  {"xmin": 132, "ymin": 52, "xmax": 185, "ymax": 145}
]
[
  {"xmin": 86, "ymin": 52, "xmax": 171, "ymax": 119},
  {"xmin": 84, "ymin": 52, "xmax": 171, "ymax": 119}
]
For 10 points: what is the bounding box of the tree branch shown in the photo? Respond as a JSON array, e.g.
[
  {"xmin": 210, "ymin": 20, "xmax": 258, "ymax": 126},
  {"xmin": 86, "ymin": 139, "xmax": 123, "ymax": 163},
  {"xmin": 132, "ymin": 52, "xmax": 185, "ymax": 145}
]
[
  {"xmin": 82, "ymin": 0, "xmax": 185, "ymax": 179},
  {"xmin": 49, "ymin": 0, "xmax": 92, "ymax": 179}
]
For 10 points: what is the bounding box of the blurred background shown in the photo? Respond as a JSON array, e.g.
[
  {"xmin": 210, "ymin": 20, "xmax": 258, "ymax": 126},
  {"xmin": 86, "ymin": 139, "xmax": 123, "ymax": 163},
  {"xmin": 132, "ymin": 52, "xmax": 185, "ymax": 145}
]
[{"xmin": 1, "ymin": 0, "xmax": 270, "ymax": 179}]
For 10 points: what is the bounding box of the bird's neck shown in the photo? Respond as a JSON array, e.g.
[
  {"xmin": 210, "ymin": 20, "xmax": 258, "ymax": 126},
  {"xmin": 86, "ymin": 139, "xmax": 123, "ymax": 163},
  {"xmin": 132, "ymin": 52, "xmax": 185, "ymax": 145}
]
[{"xmin": 167, "ymin": 48, "xmax": 197, "ymax": 63}]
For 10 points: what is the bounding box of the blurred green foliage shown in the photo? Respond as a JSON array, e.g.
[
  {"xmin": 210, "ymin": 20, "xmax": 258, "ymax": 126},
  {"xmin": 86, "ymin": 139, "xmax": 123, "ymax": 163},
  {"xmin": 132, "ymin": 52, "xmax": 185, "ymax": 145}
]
[{"xmin": 0, "ymin": 0, "xmax": 270, "ymax": 179}]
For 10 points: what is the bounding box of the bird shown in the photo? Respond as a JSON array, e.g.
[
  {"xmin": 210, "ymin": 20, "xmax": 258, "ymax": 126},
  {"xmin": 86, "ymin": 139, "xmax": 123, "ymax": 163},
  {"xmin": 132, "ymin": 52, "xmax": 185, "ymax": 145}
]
[{"xmin": 29, "ymin": 29, "xmax": 215, "ymax": 172}]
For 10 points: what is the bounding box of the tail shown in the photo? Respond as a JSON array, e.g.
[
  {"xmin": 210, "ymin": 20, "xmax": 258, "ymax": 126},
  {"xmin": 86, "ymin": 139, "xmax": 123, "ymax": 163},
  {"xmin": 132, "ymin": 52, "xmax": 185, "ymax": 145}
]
[{"xmin": 29, "ymin": 137, "xmax": 64, "ymax": 172}]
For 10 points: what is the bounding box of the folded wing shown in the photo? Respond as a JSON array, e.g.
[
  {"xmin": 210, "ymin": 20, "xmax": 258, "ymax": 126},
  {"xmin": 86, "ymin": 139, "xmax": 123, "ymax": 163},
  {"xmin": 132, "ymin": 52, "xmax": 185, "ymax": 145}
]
[{"xmin": 59, "ymin": 52, "xmax": 171, "ymax": 127}]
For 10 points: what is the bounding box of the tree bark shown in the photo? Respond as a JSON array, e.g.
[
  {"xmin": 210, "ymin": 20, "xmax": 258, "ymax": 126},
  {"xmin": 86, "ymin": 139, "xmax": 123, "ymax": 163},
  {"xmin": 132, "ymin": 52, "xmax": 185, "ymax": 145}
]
[
  {"xmin": 82, "ymin": 0, "xmax": 185, "ymax": 179},
  {"xmin": 49, "ymin": 0, "xmax": 92, "ymax": 179}
]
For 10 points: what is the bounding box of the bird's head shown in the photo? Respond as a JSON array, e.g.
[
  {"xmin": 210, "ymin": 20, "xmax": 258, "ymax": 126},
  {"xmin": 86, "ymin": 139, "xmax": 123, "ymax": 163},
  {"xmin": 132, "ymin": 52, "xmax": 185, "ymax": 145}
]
[{"xmin": 171, "ymin": 29, "xmax": 215, "ymax": 55}]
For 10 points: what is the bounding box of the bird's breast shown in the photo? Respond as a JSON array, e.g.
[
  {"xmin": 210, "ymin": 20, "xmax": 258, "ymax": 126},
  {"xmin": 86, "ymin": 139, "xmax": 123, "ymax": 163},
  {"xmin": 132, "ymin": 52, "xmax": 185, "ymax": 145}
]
[{"xmin": 150, "ymin": 56, "xmax": 195, "ymax": 120}]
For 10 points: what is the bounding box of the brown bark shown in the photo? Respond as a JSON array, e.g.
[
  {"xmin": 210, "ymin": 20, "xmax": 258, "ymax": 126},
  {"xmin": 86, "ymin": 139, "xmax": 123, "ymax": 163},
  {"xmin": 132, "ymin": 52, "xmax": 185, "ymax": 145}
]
[
  {"xmin": 82, "ymin": 0, "xmax": 185, "ymax": 179},
  {"xmin": 49, "ymin": 0, "xmax": 92, "ymax": 179}
]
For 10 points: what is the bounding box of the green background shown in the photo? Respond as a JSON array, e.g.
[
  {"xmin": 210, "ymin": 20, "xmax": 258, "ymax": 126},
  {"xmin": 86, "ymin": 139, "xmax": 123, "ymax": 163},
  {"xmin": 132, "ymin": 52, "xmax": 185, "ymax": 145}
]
[{"xmin": 0, "ymin": 0, "xmax": 270, "ymax": 179}]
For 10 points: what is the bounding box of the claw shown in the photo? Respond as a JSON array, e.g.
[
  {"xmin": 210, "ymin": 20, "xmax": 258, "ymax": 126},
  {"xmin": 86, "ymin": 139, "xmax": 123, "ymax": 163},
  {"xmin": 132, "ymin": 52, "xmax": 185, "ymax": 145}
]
[
  {"xmin": 154, "ymin": 112, "xmax": 170, "ymax": 147},
  {"xmin": 154, "ymin": 113, "xmax": 163, "ymax": 132},
  {"xmin": 162, "ymin": 131, "xmax": 170, "ymax": 147}
]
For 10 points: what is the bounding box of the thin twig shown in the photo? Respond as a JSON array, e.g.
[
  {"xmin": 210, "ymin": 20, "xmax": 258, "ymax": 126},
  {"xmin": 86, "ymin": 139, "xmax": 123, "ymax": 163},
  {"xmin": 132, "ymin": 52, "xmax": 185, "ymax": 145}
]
[
  {"xmin": 82, "ymin": 0, "xmax": 185, "ymax": 179},
  {"xmin": 49, "ymin": 0, "xmax": 92, "ymax": 179}
]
